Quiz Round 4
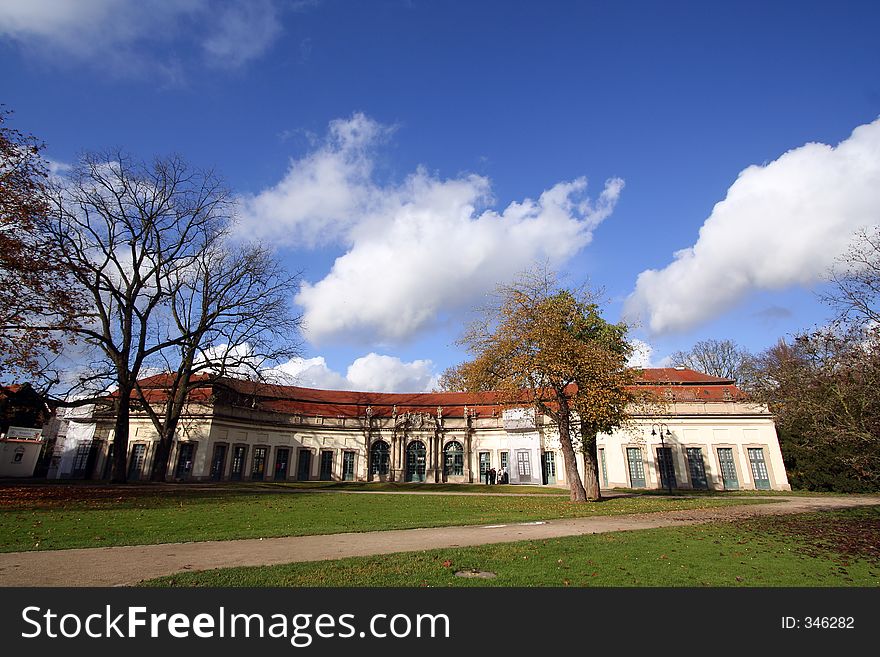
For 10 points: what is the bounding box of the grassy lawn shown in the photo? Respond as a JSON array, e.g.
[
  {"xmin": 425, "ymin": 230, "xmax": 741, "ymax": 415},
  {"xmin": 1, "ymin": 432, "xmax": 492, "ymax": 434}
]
[
  {"xmin": 263, "ymin": 481, "xmax": 566, "ymax": 494},
  {"xmin": 140, "ymin": 506, "xmax": 880, "ymax": 587},
  {"xmin": 0, "ymin": 484, "xmax": 767, "ymax": 552}
]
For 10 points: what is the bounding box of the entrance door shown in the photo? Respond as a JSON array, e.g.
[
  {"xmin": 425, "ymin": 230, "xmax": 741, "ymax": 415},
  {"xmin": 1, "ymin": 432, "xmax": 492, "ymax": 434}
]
[
  {"xmin": 251, "ymin": 446, "xmax": 267, "ymax": 481},
  {"xmin": 320, "ymin": 450, "xmax": 333, "ymax": 480},
  {"xmin": 175, "ymin": 443, "xmax": 194, "ymax": 480},
  {"xmin": 73, "ymin": 441, "xmax": 100, "ymax": 479},
  {"xmin": 627, "ymin": 447, "xmax": 645, "ymax": 488},
  {"xmin": 342, "ymin": 451, "xmax": 355, "ymax": 481},
  {"xmin": 230, "ymin": 445, "xmax": 247, "ymax": 481},
  {"xmin": 717, "ymin": 448, "xmax": 739, "ymax": 490},
  {"xmin": 274, "ymin": 448, "xmax": 290, "ymax": 481},
  {"xmin": 748, "ymin": 448, "xmax": 771, "ymax": 490},
  {"xmin": 599, "ymin": 448, "xmax": 608, "ymax": 488},
  {"xmin": 542, "ymin": 451, "xmax": 557, "ymax": 485},
  {"xmin": 210, "ymin": 444, "xmax": 227, "ymax": 481},
  {"xmin": 478, "ymin": 451, "xmax": 490, "ymax": 483},
  {"xmin": 406, "ymin": 441, "xmax": 426, "ymax": 482},
  {"xmin": 128, "ymin": 444, "xmax": 146, "ymax": 481},
  {"xmin": 656, "ymin": 447, "xmax": 677, "ymax": 490},
  {"xmin": 516, "ymin": 450, "xmax": 532, "ymax": 483},
  {"xmin": 297, "ymin": 449, "xmax": 312, "ymax": 481},
  {"xmin": 686, "ymin": 447, "xmax": 708, "ymax": 489}
]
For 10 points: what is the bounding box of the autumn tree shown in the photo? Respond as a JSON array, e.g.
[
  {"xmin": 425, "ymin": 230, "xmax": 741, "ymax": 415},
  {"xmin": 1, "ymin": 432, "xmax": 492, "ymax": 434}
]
[
  {"xmin": 670, "ymin": 338, "xmax": 757, "ymax": 389},
  {"xmin": 46, "ymin": 152, "xmax": 300, "ymax": 482},
  {"xmin": 450, "ymin": 269, "xmax": 636, "ymax": 501},
  {"xmin": 752, "ymin": 330, "xmax": 880, "ymax": 491},
  {"xmin": 0, "ymin": 109, "xmax": 83, "ymax": 385}
]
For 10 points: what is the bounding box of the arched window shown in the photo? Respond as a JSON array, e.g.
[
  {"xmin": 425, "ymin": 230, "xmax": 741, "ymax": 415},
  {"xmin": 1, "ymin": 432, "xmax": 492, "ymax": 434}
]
[
  {"xmin": 444, "ymin": 440, "xmax": 464, "ymax": 476},
  {"xmin": 370, "ymin": 440, "xmax": 390, "ymax": 476}
]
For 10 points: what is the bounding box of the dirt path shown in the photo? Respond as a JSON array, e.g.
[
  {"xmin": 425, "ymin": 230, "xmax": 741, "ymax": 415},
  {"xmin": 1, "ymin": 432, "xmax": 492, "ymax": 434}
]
[{"xmin": 1, "ymin": 495, "xmax": 877, "ymax": 587}]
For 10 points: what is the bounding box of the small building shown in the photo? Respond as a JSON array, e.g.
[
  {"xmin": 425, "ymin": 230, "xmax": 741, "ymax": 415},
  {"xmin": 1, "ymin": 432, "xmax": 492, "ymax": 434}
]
[{"xmin": 59, "ymin": 368, "xmax": 790, "ymax": 491}]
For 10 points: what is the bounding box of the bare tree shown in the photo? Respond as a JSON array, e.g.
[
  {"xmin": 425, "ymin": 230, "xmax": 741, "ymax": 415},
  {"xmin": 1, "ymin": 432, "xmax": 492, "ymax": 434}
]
[
  {"xmin": 46, "ymin": 152, "xmax": 300, "ymax": 482},
  {"xmin": 670, "ymin": 338, "xmax": 756, "ymax": 388},
  {"xmin": 821, "ymin": 225, "xmax": 880, "ymax": 330}
]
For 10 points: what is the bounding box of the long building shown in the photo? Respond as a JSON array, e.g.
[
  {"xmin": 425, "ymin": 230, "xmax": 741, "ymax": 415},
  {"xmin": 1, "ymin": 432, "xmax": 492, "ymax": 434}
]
[{"xmin": 52, "ymin": 367, "xmax": 790, "ymax": 491}]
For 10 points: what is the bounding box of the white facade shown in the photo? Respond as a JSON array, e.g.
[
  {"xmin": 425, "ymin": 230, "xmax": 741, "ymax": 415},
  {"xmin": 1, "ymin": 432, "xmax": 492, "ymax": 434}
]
[{"xmin": 68, "ymin": 371, "xmax": 790, "ymax": 491}]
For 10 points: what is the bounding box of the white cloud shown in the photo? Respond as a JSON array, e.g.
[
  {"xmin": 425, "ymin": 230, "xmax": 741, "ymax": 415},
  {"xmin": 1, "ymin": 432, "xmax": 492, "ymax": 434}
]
[
  {"xmin": 627, "ymin": 339, "xmax": 654, "ymax": 368},
  {"xmin": 241, "ymin": 113, "xmax": 624, "ymax": 344},
  {"xmin": 271, "ymin": 353, "xmax": 436, "ymax": 392},
  {"xmin": 0, "ymin": 0, "xmax": 284, "ymax": 77},
  {"xmin": 624, "ymin": 118, "xmax": 880, "ymax": 334}
]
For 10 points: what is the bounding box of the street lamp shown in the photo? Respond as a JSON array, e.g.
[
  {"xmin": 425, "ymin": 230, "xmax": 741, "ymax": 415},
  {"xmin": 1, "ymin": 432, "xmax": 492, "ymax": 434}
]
[{"xmin": 651, "ymin": 423, "xmax": 673, "ymax": 494}]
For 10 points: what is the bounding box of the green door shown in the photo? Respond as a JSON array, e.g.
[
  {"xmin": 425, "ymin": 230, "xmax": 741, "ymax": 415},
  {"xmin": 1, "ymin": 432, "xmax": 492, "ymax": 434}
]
[
  {"xmin": 407, "ymin": 441, "xmax": 427, "ymax": 482},
  {"xmin": 656, "ymin": 447, "xmax": 677, "ymax": 490},
  {"xmin": 686, "ymin": 447, "xmax": 708, "ymax": 489},
  {"xmin": 251, "ymin": 446, "xmax": 267, "ymax": 481},
  {"xmin": 297, "ymin": 449, "xmax": 311, "ymax": 481},
  {"xmin": 717, "ymin": 448, "xmax": 739, "ymax": 490},
  {"xmin": 627, "ymin": 447, "xmax": 645, "ymax": 488},
  {"xmin": 319, "ymin": 450, "xmax": 333, "ymax": 480},
  {"xmin": 342, "ymin": 451, "xmax": 355, "ymax": 481},
  {"xmin": 599, "ymin": 447, "xmax": 608, "ymax": 488},
  {"xmin": 542, "ymin": 451, "xmax": 557, "ymax": 485},
  {"xmin": 479, "ymin": 451, "xmax": 490, "ymax": 483},
  {"xmin": 748, "ymin": 448, "xmax": 771, "ymax": 490}
]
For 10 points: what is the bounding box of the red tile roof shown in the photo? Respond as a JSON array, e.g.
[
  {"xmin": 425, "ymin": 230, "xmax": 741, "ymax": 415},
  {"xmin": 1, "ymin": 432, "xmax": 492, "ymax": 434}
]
[{"xmin": 128, "ymin": 368, "xmax": 747, "ymax": 419}]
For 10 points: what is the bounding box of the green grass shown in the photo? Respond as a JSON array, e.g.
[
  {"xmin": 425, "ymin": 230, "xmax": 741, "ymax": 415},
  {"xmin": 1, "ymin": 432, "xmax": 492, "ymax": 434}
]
[
  {"xmin": 0, "ymin": 485, "xmax": 767, "ymax": 552},
  {"xmin": 261, "ymin": 481, "xmax": 566, "ymax": 494},
  {"xmin": 140, "ymin": 506, "xmax": 880, "ymax": 587}
]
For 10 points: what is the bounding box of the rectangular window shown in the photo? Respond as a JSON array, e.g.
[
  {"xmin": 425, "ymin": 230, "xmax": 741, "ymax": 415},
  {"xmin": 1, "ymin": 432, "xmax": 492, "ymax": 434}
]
[
  {"xmin": 251, "ymin": 446, "xmax": 267, "ymax": 481},
  {"xmin": 500, "ymin": 451, "xmax": 509, "ymax": 470},
  {"xmin": 210, "ymin": 444, "xmax": 227, "ymax": 481},
  {"xmin": 230, "ymin": 445, "xmax": 247, "ymax": 481},
  {"xmin": 517, "ymin": 450, "xmax": 531, "ymax": 477},
  {"xmin": 599, "ymin": 448, "xmax": 607, "ymax": 488}
]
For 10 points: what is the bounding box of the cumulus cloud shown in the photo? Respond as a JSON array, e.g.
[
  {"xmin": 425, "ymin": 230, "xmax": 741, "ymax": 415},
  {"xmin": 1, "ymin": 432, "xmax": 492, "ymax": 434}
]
[
  {"xmin": 627, "ymin": 339, "xmax": 655, "ymax": 368},
  {"xmin": 0, "ymin": 0, "xmax": 285, "ymax": 77},
  {"xmin": 271, "ymin": 353, "xmax": 436, "ymax": 392},
  {"xmin": 241, "ymin": 113, "xmax": 624, "ymax": 344},
  {"xmin": 624, "ymin": 118, "xmax": 880, "ymax": 334}
]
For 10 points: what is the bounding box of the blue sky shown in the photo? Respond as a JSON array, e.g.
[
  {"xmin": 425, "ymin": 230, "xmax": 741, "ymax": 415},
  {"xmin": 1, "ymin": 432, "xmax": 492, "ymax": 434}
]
[{"xmin": 3, "ymin": 0, "xmax": 880, "ymax": 391}]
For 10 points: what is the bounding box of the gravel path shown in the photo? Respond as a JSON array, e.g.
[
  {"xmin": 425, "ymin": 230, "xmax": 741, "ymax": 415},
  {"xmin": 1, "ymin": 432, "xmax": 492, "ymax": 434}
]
[{"xmin": 1, "ymin": 495, "xmax": 877, "ymax": 587}]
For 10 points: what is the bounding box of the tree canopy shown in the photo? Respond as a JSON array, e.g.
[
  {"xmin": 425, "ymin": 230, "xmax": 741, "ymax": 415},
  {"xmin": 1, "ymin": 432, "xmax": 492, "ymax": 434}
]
[
  {"xmin": 0, "ymin": 109, "xmax": 83, "ymax": 385},
  {"xmin": 448, "ymin": 268, "xmax": 636, "ymax": 501}
]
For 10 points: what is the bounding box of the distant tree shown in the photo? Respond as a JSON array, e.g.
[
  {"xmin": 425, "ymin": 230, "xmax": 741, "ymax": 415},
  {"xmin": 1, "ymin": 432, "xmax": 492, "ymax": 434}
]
[
  {"xmin": 450, "ymin": 268, "xmax": 636, "ymax": 501},
  {"xmin": 751, "ymin": 330, "xmax": 880, "ymax": 490},
  {"xmin": 0, "ymin": 109, "xmax": 83, "ymax": 385},
  {"xmin": 45, "ymin": 152, "xmax": 300, "ymax": 482},
  {"xmin": 670, "ymin": 338, "xmax": 757, "ymax": 388}
]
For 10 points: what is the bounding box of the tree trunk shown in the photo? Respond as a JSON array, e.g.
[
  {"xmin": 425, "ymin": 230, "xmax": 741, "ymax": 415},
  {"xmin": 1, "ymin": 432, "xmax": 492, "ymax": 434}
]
[
  {"xmin": 580, "ymin": 430, "xmax": 602, "ymax": 501},
  {"xmin": 111, "ymin": 397, "xmax": 130, "ymax": 484},
  {"xmin": 150, "ymin": 430, "xmax": 174, "ymax": 482},
  {"xmin": 556, "ymin": 399, "xmax": 588, "ymax": 502}
]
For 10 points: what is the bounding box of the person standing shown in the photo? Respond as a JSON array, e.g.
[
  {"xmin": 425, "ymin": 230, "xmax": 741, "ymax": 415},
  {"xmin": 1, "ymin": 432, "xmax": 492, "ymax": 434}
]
[{"xmin": 489, "ymin": 466, "xmax": 497, "ymax": 485}]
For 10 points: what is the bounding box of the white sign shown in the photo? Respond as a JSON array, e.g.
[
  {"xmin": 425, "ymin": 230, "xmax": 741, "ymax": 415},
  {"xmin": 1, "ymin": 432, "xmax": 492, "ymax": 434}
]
[{"xmin": 5, "ymin": 426, "xmax": 43, "ymax": 441}]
